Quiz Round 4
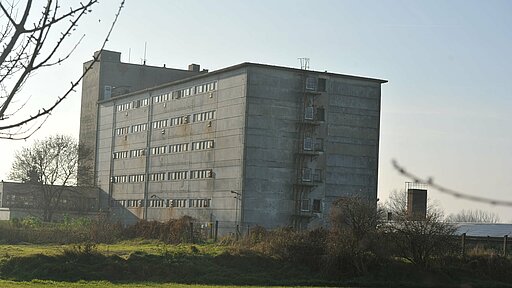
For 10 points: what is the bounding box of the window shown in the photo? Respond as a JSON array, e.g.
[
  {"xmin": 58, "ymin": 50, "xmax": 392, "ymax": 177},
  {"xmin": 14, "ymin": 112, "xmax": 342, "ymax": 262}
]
[
  {"xmin": 189, "ymin": 199, "xmax": 211, "ymax": 208},
  {"xmin": 306, "ymin": 77, "xmax": 317, "ymax": 90},
  {"xmin": 313, "ymin": 169, "xmax": 322, "ymax": 182},
  {"xmin": 129, "ymin": 174, "xmax": 145, "ymax": 182},
  {"xmin": 190, "ymin": 169, "xmax": 213, "ymax": 179},
  {"xmin": 192, "ymin": 140, "xmax": 214, "ymax": 150},
  {"xmin": 115, "ymin": 126, "xmax": 129, "ymax": 136},
  {"xmin": 316, "ymin": 107, "xmax": 325, "ymax": 121},
  {"xmin": 169, "ymin": 199, "xmax": 187, "ymax": 208},
  {"xmin": 168, "ymin": 171, "xmax": 188, "ymax": 180},
  {"xmin": 151, "ymin": 145, "xmax": 167, "ymax": 155},
  {"xmin": 132, "ymin": 98, "xmax": 149, "ymax": 108},
  {"xmin": 317, "ymin": 78, "xmax": 327, "ymax": 92},
  {"xmin": 116, "ymin": 102, "xmax": 132, "ymax": 112},
  {"xmin": 169, "ymin": 143, "xmax": 189, "ymax": 153},
  {"xmin": 312, "ymin": 199, "xmax": 321, "ymax": 213},
  {"xmin": 314, "ymin": 138, "xmax": 324, "ymax": 151},
  {"xmin": 170, "ymin": 115, "xmax": 189, "ymax": 126},
  {"xmin": 304, "ymin": 106, "xmax": 314, "ymax": 120},
  {"xmin": 302, "ymin": 168, "xmax": 312, "ymax": 182},
  {"xmin": 149, "ymin": 172, "xmax": 166, "ymax": 181},
  {"xmin": 152, "ymin": 119, "xmax": 168, "ymax": 129},
  {"xmin": 111, "ymin": 175, "xmax": 128, "ymax": 183},
  {"xmin": 131, "ymin": 123, "xmax": 147, "ymax": 133},
  {"xmin": 303, "ymin": 137, "xmax": 313, "ymax": 151},
  {"xmin": 113, "ymin": 151, "xmax": 129, "ymax": 159},
  {"xmin": 153, "ymin": 93, "xmax": 170, "ymax": 103},
  {"xmin": 192, "ymin": 110, "xmax": 216, "ymax": 122},
  {"xmin": 130, "ymin": 148, "xmax": 146, "ymax": 157},
  {"xmin": 301, "ymin": 199, "xmax": 310, "ymax": 212}
]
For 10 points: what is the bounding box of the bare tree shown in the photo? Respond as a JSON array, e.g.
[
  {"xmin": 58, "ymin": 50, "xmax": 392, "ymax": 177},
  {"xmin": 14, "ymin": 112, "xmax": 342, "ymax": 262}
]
[
  {"xmin": 0, "ymin": 0, "xmax": 124, "ymax": 140},
  {"xmin": 385, "ymin": 192, "xmax": 456, "ymax": 267},
  {"xmin": 327, "ymin": 197, "xmax": 384, "ymax": 274},
  {"xmin": 9, "ymin": 134, "xmax": 91, "ymax": 221},
  {"xmin": 387, "ymin": 211, "xmax": 457, "ymax": 267},
  {"xmin": 446, "ymin": 209, "xmax": 500, "ymax": 223}
]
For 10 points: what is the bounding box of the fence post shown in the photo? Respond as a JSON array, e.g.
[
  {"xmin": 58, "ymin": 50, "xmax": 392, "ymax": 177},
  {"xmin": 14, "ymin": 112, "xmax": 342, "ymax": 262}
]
[
  {"xmin": 214, "ymin": 220, "xmax": 219, "ymax": 242},
  {"xmin": 190, "ymin": 222, "xmax": 194, "ymax": 244},
  {"xmin": 461, "ymin": 233, "xmax": 466, "ymax": 257},
  {"xmin": 236, "ymin": 224, "xmax": 239, "ymax": 241},
  {"xmin": 247, "ymin": 225, "xmax": 250, "ymax": 237},
  {"xmin": 504, "ymin": 235, "xmax": 508, "ymax": 257}
]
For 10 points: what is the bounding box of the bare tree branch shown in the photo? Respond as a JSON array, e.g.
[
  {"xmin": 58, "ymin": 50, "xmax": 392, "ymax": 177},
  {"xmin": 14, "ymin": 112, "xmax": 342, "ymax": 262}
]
[
  {"xmin": 393, "ymin": 159, "xmax": 512, "ymax": 207},
  {"xmin": 0, "ymin": 0, "xmax": 125, "ymax": 139}
]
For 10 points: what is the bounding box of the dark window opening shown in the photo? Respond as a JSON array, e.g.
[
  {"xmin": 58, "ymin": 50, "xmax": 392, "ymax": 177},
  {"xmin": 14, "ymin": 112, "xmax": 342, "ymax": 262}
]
[
  {"xmin": 312, "ymin": 199, "xmax": 321, "ymax": 213},
  {"xmin": 317, "ymin": 78, "xmax": 327, "ymax": 92}
]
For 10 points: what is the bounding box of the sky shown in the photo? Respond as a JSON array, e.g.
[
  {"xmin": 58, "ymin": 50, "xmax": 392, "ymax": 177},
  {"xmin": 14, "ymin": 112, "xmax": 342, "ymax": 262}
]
[{"xmin": 1, "ymin": 0, "xmax": 511, "ymax": 221}]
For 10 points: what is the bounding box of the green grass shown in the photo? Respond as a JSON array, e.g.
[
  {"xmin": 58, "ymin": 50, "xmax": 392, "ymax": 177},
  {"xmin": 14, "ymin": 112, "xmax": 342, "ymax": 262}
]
[
  {"xmin": 0, "ymin": 280, "xmax": 306, "ymax": 288},
  {"xmin": 0, "ymin": 240, "xmax": 225, "ymax": 260}
]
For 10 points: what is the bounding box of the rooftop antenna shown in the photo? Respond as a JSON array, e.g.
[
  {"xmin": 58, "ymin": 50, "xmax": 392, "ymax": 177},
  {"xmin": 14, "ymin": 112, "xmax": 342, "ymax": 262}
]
[
  {"xmin": 298, "ymin": 57, "xmax": 310, "ymax": 70},
  {"xmin": 143, "ymin": 42, "xmax": 147, "ymax": 65},
  {"xmin": 128, "ymin": 48, "xmax": 131, "ymax": 63}
]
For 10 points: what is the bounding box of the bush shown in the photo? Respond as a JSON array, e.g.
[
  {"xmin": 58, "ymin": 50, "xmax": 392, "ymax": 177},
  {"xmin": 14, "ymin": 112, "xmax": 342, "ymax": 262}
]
[{"xmin": 122, "ymin": 216, "xmax": 201, "ymax": 243}]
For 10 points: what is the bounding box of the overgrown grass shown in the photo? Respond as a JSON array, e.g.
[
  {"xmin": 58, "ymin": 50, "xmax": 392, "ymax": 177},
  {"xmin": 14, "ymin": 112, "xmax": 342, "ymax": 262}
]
[{"xmin": 0, "ymin": 280, "xmax": 308, "ymax": 288}]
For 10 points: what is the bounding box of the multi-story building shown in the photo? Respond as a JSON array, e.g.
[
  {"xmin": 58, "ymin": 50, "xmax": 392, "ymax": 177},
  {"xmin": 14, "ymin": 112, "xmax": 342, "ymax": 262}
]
[{"xmin": 80, "ymin": 50, "xmax": 386, "ymax": 232}]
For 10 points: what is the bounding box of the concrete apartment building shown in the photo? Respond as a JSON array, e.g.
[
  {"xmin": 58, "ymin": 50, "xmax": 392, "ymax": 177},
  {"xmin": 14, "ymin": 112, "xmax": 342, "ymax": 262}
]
[{"xmin": 79, "ymin": 50, "xmax": 386, "ymax": 231}]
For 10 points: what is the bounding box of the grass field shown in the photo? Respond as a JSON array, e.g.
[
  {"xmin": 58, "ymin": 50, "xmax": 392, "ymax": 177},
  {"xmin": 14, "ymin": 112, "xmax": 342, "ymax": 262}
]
[
  {"xmin": 0, "ymin": 280, "xmax": 304, "ymax": 288},
  {"xmin": 0, "ymin": 240, "xmax": 225, "ymax": 259}
]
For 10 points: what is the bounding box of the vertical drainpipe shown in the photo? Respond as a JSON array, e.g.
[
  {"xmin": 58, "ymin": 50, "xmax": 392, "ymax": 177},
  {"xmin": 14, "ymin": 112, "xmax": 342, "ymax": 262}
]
[
  {"xmin": 143, "ymin": 93, "xmax": 153, "ymax": 220},
  {"xmin": 108, "ymin": 102, "xmax": 117, "ymax": 211},
  {"xmin": 240, "ymin": 68, "xmax": 249, "ymax": 228}
]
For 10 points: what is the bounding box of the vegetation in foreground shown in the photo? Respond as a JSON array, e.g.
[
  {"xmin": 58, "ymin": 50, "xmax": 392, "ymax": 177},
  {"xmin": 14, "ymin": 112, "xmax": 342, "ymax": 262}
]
[
  {"xmin": 0, "ymin": 280, "xmax": 301, "ymax": 288},
  {"xmin": 0, "ymin": 197, "xmax": 512, "ymax": 287}
]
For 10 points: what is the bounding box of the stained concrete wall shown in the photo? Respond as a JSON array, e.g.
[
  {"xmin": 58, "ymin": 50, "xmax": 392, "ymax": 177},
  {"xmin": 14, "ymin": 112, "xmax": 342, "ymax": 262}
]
[
  {"xmin": 96, "ymin": 67, "xmax": 248, "ymax": 230},
  {"xmin": 92, "ymin": 61, "xmax": 385, "ymax": 231},
  {"xmin": 79, "ymin": 50, "xmax": 202, "ymax": 186}
]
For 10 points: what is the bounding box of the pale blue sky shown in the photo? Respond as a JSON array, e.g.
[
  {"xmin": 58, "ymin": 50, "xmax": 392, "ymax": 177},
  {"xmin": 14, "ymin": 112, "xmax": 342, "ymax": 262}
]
[{"xmin": 1, "ymin": 0, "xmax": 511, "ymax": 220}]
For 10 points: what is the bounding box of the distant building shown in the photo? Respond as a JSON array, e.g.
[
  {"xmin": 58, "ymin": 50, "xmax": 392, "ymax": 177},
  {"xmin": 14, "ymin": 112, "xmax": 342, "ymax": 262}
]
[
  {"xmin": 0, "ymin": 181, "xmax": 100, "ymax": 221},
  {"xmin": 79, "ymin": 50, "xmax": 387, "ymax": 232}
]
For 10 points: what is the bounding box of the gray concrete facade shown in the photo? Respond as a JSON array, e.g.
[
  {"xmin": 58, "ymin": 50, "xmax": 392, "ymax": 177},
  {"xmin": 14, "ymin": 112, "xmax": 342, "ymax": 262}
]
[
  {"xmin": 79, "ymin": 50, "xmax": 204, "ymax": 186},
  {"xmin": 84, "ymin": 52, "xmax": 386, "ymax": 232}
]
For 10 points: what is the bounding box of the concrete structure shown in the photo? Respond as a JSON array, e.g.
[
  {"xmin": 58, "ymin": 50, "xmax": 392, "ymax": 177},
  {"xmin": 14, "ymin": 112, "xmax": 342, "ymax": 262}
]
[
  {"xmin": 79, "ymin": 50, "xmax": 204, "ymax": 186},
  {"xmin": 0, "ymin": 181, "xmax": 101, "ymax": 221},
  {"xmin": 406, "ymin": 181, "xmax": 428, "ymax": 220},
  {"xmin": 80, "ymin": 50, "xmax": 386, "ymax": 232}
]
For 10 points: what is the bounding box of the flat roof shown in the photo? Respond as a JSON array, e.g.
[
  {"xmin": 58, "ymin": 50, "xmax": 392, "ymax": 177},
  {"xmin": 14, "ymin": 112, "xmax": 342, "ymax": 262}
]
[{"xmin": 99, "ymin": 62, "xmax": 387, "ymax": 104}]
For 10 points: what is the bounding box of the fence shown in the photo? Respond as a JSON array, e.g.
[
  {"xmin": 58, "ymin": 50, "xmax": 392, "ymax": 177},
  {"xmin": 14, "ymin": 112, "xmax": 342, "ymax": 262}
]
[{"xmin": 460, "ymin": 233, "xmax": 509, "ymax": 257}]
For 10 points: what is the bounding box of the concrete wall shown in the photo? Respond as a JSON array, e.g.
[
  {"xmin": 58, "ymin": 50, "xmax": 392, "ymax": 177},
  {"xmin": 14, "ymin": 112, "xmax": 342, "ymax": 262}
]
[
  {"xmin": 324, "ymin": 77, "xmax": 381, "ymax": 215},
  {"xmin": 96, "ymin": 67, "xmax": 248, "ymax": 232},
  {"xmin": 92, "ymin": 61, "xmax": 385, "ymax": 231},
  {"xmin": 243, "ymin": 66, "xmax": 302, "ymax": 227},
  {"xmin": 79, "ymin": 50, "xmax": 203, "ymax": 186}
]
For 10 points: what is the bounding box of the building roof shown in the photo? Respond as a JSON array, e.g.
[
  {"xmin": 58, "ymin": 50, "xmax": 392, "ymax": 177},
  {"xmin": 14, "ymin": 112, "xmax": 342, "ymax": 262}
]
[
  {"xmin": 454, "ymin": 223, "xmax": 512, "ymax": 237},
  {"xmin": 99, "ymin": 62, "xmax": 387, "ymax": 104}
]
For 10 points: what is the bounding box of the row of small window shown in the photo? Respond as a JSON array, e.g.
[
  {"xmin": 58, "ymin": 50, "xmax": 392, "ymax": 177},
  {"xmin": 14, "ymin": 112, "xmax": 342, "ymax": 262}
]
[
  {"xmin": 302, "ymin": 168, "xmax": 322, "ymax": 182},
  {"xmin": 113, "ymin": 140, "xmax": 213, "ymax": 159},
  {"xmin": 153, "ymin": 81, "xmax": 217, "ymax": 103},
  {"xmin": 113, "ymin": 198, "xmax": 211, "ymax": 208},
  {"xmin": 115, "ymin": 110, "xmax": 216, "ymax": 136},
  {"xmin": 300, "ymin": 199, "xmax": 322, "ymax": 213},
  {"xmin": 111, "ymin": 169, "xmax": 213, "ymax": 183},
  {"xmin": 116, "ymin": 98, "xmax": 150, "ymax": 112},
  {"xmin": 115, "ymin": 123, "xmax": 147, "ymax": 135},
  {"xmin": 112, "ymin": 148, "xmax": 148, "ymax": 159}
]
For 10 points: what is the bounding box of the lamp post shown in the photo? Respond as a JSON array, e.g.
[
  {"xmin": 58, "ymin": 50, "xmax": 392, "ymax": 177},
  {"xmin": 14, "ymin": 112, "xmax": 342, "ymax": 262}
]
[{"xmin": 231, "ymin": 190, "xmax": 241, "ymax": 236}]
